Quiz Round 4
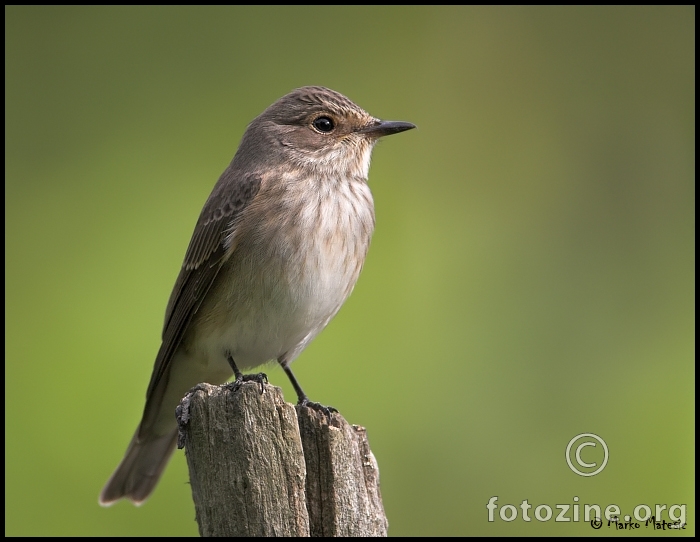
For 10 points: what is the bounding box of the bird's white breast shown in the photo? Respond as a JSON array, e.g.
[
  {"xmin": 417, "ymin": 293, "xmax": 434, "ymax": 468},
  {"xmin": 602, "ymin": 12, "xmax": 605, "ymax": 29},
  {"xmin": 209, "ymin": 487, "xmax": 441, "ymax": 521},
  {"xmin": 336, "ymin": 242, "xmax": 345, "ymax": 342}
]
[{"xmin": 188, "ymin": 172, "xmax": 375, "ymax": 373}]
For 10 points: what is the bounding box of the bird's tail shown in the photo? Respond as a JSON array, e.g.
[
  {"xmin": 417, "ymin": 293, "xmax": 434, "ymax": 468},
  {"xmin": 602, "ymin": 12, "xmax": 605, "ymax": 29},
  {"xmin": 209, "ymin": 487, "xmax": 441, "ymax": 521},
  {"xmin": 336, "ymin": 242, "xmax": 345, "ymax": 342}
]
[{"xmin": 99, "ymin": 427, "xmax": 178, "ymax": 506}]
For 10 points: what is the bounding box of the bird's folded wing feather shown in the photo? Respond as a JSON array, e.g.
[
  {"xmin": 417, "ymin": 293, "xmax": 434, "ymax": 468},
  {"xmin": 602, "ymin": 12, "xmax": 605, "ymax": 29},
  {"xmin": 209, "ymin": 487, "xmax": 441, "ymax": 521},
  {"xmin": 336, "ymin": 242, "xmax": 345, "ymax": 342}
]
[{"xmin": 140, "ymin": 170, "xmax": 262, "ymax": 433}]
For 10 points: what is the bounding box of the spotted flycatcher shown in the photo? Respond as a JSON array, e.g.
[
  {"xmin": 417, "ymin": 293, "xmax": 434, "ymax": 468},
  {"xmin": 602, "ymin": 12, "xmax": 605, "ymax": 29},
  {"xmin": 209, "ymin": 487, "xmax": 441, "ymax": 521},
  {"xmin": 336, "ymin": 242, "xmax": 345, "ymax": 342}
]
[{"xmin": 99, "ymin": 86, "xmax": 415, "ymax": 506}]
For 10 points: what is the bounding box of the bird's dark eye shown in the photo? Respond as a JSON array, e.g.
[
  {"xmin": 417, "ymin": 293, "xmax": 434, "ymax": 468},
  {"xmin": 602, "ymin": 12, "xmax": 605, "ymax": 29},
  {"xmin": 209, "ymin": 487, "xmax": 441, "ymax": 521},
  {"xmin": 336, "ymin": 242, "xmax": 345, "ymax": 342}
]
[{"xmin": 313, "ymin": 116, "xmax": 335, "ymax": 133}]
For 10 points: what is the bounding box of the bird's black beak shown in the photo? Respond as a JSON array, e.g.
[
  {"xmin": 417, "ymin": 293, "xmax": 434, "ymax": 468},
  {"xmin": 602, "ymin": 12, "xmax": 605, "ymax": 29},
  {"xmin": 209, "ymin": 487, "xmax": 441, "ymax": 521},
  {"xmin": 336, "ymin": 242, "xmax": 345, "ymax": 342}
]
[{"xmin": 359, "ymin": 120, "xmax": 416, "ymax": 138}]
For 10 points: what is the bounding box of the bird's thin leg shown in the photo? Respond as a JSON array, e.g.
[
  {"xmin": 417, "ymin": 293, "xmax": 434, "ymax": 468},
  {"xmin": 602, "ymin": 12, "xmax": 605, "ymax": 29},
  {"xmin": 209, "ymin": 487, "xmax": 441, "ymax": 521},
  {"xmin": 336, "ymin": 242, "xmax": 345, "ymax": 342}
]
[
  {"xmin": 226, "ymin": 353, "xmax": 267, "ymax": 395},
  {"xmin": 280, "ymin": 362, "xmax": 337, "ymax": 417},
  {"xmin": 281, "ymin": 363, "xmax": 308, "ymax": 404}
]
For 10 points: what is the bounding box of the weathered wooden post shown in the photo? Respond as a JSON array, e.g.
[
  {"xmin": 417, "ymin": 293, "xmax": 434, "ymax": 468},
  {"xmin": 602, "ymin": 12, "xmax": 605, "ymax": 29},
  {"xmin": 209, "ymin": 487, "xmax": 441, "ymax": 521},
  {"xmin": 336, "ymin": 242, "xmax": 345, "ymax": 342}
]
[{"xmin": 177, "ymin": 382, "xmax": 388, "ymax": 537}]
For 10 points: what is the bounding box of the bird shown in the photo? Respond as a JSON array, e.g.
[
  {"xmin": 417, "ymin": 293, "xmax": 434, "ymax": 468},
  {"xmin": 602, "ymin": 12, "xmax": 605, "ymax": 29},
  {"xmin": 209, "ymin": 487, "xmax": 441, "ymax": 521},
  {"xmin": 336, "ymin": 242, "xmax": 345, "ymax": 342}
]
[{"xmin": 99, "ymin": 86, "xmax": 415, "ymax": 506}]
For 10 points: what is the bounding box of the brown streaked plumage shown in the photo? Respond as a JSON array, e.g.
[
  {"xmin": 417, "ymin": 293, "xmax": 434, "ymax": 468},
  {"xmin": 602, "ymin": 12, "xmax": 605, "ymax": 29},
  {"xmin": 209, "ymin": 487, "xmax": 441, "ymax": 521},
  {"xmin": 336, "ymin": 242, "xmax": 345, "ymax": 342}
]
[{"xmin": 99, "ymin": 86, "xmax": 415, "ymax": 506}]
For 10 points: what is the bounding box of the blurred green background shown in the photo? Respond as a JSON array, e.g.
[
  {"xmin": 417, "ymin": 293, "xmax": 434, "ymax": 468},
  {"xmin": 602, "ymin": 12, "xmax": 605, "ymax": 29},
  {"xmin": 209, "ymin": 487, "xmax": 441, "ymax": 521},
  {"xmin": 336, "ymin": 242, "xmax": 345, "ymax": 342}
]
[{"xmin": 5, "ymin": 6, "xmax": 694, "ymax": 536}]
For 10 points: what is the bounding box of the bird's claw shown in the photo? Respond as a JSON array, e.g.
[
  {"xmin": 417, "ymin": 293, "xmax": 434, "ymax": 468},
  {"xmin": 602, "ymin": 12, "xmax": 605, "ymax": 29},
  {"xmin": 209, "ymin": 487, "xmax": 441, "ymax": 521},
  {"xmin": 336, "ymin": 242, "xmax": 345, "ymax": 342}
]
[
  {"xmin": 226, "ymin": 372, "xmax": 268, "ymax": 395},
  {"xmin": 299, "ymin": 398, "xmax": 338, "ymax": 422}
]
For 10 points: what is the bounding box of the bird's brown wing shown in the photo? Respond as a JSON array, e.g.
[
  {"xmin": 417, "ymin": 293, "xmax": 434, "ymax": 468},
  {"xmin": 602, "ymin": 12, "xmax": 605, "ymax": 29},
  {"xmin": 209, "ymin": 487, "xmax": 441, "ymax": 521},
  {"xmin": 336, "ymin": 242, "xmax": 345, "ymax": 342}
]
[{"xmin": 139, "ymin": 169, "xmax": 261, "ymax": 434}]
